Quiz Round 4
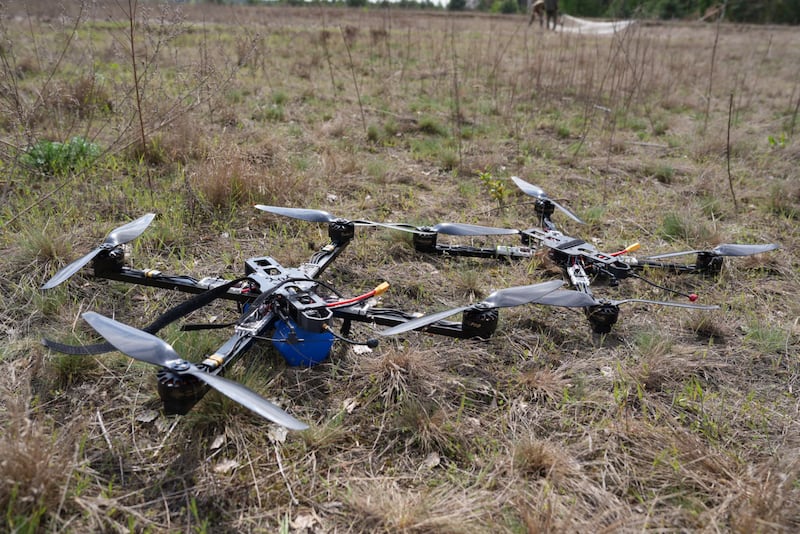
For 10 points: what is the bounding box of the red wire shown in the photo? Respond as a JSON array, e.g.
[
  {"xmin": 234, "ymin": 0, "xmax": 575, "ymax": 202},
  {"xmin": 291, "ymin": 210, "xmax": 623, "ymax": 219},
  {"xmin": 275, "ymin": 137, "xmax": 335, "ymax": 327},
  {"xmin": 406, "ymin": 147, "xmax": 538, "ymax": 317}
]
[{"xmin": 326, "ymin": 290, "xmax": 376, "ymax": 308}]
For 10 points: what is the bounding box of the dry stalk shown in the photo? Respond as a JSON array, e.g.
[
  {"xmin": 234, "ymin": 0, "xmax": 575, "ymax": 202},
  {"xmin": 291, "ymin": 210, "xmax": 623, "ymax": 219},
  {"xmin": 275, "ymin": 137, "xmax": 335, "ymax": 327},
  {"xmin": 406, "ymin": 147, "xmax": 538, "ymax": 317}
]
[
  {"xmin": 703, "ymin": 0, "xmax": 728, "ymax": 135},
  {"xmin": 340, "ymin": 25, "xmax": 367, "ymax": 137},
  {"xmin": 125, "ymin": 0, "xmax": 152, "ymax": 191},
  {"xmin": 726, "ymin": 92, "xmax": 739, "ymax": 213},
  {"xmin": 790, "ymin": 83, "xmax": 800, "ymax": 138},
  {"xmin": 449, "ymin": 20, "xmax": 462, "ymax": 168}
]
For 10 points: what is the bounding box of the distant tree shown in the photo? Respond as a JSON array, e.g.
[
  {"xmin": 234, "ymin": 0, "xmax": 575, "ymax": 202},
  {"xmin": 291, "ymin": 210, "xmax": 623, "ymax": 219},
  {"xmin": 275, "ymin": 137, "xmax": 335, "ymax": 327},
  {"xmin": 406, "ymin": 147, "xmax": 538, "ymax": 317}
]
[
  {"xmin": 493, "ymin": 0, "xmax": 520, "ymax": 13},
  {"xmin": 448, "ymin": 0, "xmax": 467, "ymax": 9},
  {"xmin": 560, "ymin": 0, "xmax": 606, "ymax": 17}
]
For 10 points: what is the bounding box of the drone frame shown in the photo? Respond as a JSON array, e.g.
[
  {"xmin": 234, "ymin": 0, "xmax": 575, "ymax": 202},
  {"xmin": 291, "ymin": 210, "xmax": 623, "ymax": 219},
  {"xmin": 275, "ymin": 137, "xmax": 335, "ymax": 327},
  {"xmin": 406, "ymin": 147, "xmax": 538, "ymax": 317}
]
[
  {"xmin": 305, "ymin": 177, "xmax": 777, "ymax": 334},
  {"xmin": 41, "ymin": 211, "xmax": 565, "ymax": 424}
]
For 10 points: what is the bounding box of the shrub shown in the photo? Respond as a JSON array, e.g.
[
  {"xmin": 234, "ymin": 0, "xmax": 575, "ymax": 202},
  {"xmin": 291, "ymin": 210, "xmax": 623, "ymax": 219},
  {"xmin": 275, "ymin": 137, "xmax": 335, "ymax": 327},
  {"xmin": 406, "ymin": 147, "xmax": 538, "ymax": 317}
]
[{"xmin": 21, "ymin": 136, "xmax": 100, "ymax": 176}]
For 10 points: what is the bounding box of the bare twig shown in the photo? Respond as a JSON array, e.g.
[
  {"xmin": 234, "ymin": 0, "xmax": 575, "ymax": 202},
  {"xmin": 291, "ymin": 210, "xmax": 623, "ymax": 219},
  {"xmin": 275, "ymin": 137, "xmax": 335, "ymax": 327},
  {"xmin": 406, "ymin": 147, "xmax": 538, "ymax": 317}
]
[
  {"xmin": 341, "ymin": 26, "xmax": 367, "ymax": 137},
  {"xmin": 274, "ymin": 443, "xmax": 298, "ymax": 505},
  {"xmin": 789, "ymin": 84, "xmax": 800, "ymax": 138},
  {"xmin": 703, "ymin": 0, "xmax": 727, "ymax": 135},
  {"xmin": 726, "ymin": 92, "xmax": 738, "ymax": 213},
  {"xmin": 125, "ymin": 0, "xmax": 152, "ymax": 191},
  {"xmin": 449, "ymin": 20, "xmax": 462, "ymax": 169}
]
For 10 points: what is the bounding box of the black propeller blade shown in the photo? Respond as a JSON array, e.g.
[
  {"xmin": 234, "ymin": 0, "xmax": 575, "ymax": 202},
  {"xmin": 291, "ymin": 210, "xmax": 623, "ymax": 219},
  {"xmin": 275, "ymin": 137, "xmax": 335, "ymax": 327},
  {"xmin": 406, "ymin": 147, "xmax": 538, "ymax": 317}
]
[
  {"xmin": 533, "ymin": 289, "xmax": 719, "ymax": 311},
  {"xmin": 511, "ymin": 176, "xmax": 584, "ymax": 224},
  {"xmin": 41, "ymin": 213, "xmax": 156, "ymax": 290},
  {"xmin": 82, "ymin": 312, "xmax": 309, "ymax": 430},
  {"xmin": 379, "ymin": 279, "xmax": 565, "ymax": 336},
  {"xmin": 645, "ymin": 243, "xmax": 780, "ymax": 260}
]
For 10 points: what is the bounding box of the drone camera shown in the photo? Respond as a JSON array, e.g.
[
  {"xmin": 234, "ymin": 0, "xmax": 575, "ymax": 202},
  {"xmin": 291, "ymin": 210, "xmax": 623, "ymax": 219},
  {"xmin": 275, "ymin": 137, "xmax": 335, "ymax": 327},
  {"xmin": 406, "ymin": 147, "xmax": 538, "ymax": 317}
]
[{"xmin": 462, "ymin": 307, "xmax": 499, "ymax": 338}]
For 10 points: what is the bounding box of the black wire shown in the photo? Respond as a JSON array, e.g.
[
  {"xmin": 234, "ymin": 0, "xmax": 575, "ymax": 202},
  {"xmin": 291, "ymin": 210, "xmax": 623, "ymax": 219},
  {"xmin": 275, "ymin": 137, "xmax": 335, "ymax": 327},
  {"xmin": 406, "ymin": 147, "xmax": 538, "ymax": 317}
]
[
  {"xmin": 323, "ymin": 324, "xmax": 379, "ymax": 348},
  {"xmin": 622, "ymin": 270, "xmax": 695, "ymax": 300}
]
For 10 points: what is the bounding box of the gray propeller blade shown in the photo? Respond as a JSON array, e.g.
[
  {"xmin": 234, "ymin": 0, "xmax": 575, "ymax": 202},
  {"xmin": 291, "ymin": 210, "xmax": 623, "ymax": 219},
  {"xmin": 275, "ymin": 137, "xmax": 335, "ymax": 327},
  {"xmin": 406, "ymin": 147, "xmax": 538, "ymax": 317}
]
[
  {"xmin": 255, "ymin": 205, "xmax": 338, "ymax": 224},
  {"xmin": 712, "ymin": 243, "xmax": 779, "ymax": 257},
  {"xmin": 182, "ymin": 368, "xmax": 308, "ymax": 430},
  {"xmin": 255, "ymin": 205, "xmax": 518, "ymax": 236},
  {"xmin": 41, "ymin": 247, "xmax": 103, "ymax": 290},
  {"xmin": 379, "ymin": 221, "xmax": 519, "ymax": 236},
  {"xmin": 482, "ymin": 280, "xmax": 565, "ymax": 307},
  {"xmin": 511, "ymin": 176, "xmax": 584, "ymax": 224},
  {"xmin": 255, "ymin": 204, "xmax": 392, "ymax": 229},
  {"xmin": 531, "ymin": 289, "xmax": 600, "ymax": 308},
  {"xmin": 379, "ymin": 304, "xmax": 473, "ymax": 337},
  {"xmin": 41, "ymin": 213, "xmax": 156, "ymax": 289},
  {"xmin": 82, "ymin": 311, "xmax": 180, "ymax": 367},
  {"xmin": 533, "ymin": 292, "xmax": 718, "ymax": 310},
  {"xmin": 645, "ymin": 243, "xmax": 780, "ymax": 260},
  {"xmin": 102, "ymin": 213, "xmax": 157, "ymax": 245},
  {"xmin": 82, "ymin": 312, "xmax": 308, "ymax": 430},
  {"xmin": 379, "ymin": 279, "xmax": 564, "ymax": 336},
  {"xmin": 610, "ymin": 298, "xmax": 719, "ymax": 310}
]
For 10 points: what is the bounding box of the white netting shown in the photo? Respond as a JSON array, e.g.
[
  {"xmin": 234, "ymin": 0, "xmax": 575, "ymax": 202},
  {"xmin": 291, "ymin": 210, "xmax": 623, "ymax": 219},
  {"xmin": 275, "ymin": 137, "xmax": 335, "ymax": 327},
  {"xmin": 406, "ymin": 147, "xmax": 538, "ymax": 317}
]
[{"xmin": 559, "ymin": 14, "xmax": 637, "ymax": 35}]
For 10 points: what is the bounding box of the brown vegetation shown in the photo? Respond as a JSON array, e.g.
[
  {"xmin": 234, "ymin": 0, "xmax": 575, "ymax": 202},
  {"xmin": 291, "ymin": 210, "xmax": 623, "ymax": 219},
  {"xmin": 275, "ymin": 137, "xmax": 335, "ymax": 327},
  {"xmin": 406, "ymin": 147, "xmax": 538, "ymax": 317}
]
[{"xmin": 1, "ymin": 0, "xmax": 799, "ymax": 532}]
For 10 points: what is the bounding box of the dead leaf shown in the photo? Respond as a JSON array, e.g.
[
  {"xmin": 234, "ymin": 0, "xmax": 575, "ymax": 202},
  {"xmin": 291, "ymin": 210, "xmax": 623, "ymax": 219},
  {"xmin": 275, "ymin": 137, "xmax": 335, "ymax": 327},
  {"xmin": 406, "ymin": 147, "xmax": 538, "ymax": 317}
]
[
  {"xmin": 421, "ymin": 451, "xmax": 440, "ymax": 469},
  {"xmin": 210, "ymin": 434, "xmax": 226, "ymax": 450},
  {"xmin": 291, "ymin": 513, "xmax": 317, "ymax": 530},
  {"xmin": 269, "ymin": 426, "xmax": 288, "ymax": 444},
  {"xmin": 213, "ymin": 458, "xmax": 239, "ymax": 474},
  {"xmin": 343, "ymin": 397, "xmax": 359, "ymax": 414},
  {"xmin": 135, "ymin": 409, "xmax": 159, "ymax": 423}
]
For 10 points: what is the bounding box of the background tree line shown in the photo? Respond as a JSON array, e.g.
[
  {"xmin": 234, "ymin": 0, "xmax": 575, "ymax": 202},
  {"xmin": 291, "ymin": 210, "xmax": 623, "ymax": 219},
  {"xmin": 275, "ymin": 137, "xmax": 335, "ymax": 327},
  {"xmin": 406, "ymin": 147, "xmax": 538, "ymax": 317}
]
[
  {"xmin": 221, "ymin": 0, "xmax": 798, "ymax": 24},
  {"xmin": 446, "ymin": 0, "xmax": 800, "ymax": 24}
]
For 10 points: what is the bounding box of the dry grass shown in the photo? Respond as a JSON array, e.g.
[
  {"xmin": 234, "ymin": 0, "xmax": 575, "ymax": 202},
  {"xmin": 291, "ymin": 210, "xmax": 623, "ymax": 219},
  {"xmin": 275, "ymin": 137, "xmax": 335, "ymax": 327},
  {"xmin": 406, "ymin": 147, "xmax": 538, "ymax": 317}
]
[{"xmin": 1, "ymin": 0, "xmax": 799, "ymax": 532}]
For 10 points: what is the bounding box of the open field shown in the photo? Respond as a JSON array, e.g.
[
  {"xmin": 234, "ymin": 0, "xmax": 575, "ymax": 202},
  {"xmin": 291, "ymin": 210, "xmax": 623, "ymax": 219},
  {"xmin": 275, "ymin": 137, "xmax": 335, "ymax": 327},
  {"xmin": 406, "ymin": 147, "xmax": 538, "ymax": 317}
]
[{"xmin": 1, "ymin": 1, "xmax": 799, "ymax": 531}]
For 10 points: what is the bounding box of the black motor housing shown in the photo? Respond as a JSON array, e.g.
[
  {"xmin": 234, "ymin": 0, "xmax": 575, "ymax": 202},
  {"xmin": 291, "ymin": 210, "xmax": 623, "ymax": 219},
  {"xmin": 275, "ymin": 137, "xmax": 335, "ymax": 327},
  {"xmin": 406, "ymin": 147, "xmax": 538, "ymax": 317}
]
[{"xmin": 462, "ymin": 307, "xmax": 499, "ymax": 339}]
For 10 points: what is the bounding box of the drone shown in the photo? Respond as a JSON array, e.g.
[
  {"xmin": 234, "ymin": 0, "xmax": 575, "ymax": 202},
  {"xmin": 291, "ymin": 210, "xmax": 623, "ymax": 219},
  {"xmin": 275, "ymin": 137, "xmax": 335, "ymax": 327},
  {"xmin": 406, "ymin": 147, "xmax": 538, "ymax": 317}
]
[
  {"xmin": 257, "ymin": 176, "xmax": 779, "ymax": 334},
  {"xmin": 40, "ymin": 209, "xmax": 581, "ymax": 429}
]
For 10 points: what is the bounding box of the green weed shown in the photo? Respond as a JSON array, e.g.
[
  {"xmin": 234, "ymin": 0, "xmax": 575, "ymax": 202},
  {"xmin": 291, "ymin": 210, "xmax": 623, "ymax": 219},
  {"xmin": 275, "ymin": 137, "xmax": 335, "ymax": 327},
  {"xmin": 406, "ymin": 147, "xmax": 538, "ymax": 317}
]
[
  {"xmin": 744, "ymin": 321, "xmax": 786, "ymax": 355},
  {"xmin": 478, "ymin": 170, "xmax": 509, "ymax": 208},
  {"xmin": 417, "ymin": 115, "xmax": 449, "ymax": 136},
  {"xmin": 21, "ymin": 137, "xmax": 100, "ymax": 176}
]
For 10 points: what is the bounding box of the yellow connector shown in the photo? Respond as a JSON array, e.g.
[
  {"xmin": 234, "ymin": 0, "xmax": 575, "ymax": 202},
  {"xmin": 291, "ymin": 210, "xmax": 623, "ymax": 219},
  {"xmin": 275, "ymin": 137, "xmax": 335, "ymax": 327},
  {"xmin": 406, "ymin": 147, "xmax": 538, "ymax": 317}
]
[
  {"xmin": 374, "ymin": 281, "xmax": 390, "ymax": 296},
  {"xmin": 625, "ymin": 242, "xmax": 641, "ymax": 253}
]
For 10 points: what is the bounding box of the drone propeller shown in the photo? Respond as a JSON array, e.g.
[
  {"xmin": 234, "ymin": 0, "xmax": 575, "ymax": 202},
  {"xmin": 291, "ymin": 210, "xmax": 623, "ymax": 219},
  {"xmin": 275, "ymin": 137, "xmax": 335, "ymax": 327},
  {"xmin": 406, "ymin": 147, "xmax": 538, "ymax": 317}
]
[
  {"xmin": 380, "ymin": 221, "xmax": 520, "ymax": 237},
  {"xmin": 41, "ymin": 213, "xmax": 156, "ymax": 290},
  {"xmin": 645, "ymin": 243, "xmax": 780, "ymax": 260},
  {"xmin": 255, "ymin": 204, "xmax": 405, "ymax": 233},
  {"xmin": 379, "ymin": 279, "xmax": 565, "ymax": 336},
  {"xmin": 255, "ymin": 205, "xmax": 518, "ymax": 237},
  {"xmin": 82, "ymin": 311, "xmax": 308, "ymax": 430},
  {"xmin": 511, "ymin": 176, "xmax": 584, "ymax": 224},
  {"xmin": 532, "ymin": 289, "xmax": 719, "ymax": 310},
  {"xmin": 254, "ymin": 205, "xmax": 369, "ymax": 226}
]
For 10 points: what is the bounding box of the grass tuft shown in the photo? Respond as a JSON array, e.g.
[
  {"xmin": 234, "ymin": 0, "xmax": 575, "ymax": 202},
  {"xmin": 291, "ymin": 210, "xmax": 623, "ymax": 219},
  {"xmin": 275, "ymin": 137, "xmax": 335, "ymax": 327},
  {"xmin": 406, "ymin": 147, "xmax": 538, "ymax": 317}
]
[
  {"xmin": 513, "ymin": 438, "xmax": 577, "ymax": 482},
  {"xmin": 0, "ymin": 398, "xmax": 76, "ymax": 530}
]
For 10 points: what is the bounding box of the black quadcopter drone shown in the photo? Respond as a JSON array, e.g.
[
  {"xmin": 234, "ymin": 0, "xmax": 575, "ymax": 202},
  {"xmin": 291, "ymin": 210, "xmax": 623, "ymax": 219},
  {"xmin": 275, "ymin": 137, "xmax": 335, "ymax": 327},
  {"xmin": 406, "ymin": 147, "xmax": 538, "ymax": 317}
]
[
  {"xmin": 257, "ymin": 176, "xmax": 779, "ymax": 335},
  {"xmin": 41, "ymin": 209, "xmax": 580, "ymax": 429},
  {"xmin": 40, "ymin": 181, "xmax": 778, "ymax": 428}
]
